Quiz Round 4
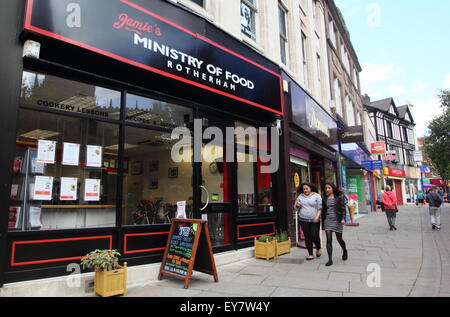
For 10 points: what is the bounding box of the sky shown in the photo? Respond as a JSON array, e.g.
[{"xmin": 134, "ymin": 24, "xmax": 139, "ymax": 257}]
[{"xmin": 334, "ymin": 0, "xmax": 450, "ymax": 137}]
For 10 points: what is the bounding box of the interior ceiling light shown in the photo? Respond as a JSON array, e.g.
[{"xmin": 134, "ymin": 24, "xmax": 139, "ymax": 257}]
[{"xmin": 20, "ymin": 129, "xmax": 60, "ymax": 140}]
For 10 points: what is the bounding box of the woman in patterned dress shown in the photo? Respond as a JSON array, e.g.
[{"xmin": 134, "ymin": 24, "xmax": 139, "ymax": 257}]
[{"xmin": 322, "ymin": 183, "xmax": 348, "ymax": 267}]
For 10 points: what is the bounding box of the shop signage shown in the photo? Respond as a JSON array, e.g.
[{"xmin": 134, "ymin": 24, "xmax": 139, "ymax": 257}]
[
  {"xmin": 24, "ymin": 0, "xmax": 283, "ymax": 115},
  {"xmin": 382, "ymin": 151, "xmax": 398, "ymax": 162},
  {"xmin": 413, "ymin": 151, "xmax": 423, "ymax": 162},
  {"xmin": 371, "ymin": 142, "xmax": 386, "ymax": 155},
  {"xmin": 287, "ymin": 73, "xmax": 338, "ymax": 146},
  {"xmin": 361, "ymin": 160, "xmax": 383, "ymax": 171},
  {"xmin": 339, "ymin": 126, "xmax": 364, "ymax": 144},
  {"xmin": 384, "ymin": 168, "xmax": 406, "ymax": 178},
  {"xmin": 158, "ymin": 219, "xmax": 218, "ymax": 289},
  {"xmin": 420, "ymin": 166, "xmax": 431, "ymax": 174}
]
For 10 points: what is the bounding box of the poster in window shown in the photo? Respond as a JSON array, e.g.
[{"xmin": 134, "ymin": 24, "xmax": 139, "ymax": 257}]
[
  {"xmin": 60, "ymin": 177, "xmax": 78, "ymax": 201},
  {"xmin": 176, "ymin": 201, "xmax": 187, "ymax": 219},
  {"xmin": 37, "ymin": 140, "xmax": 56, "ymax": 164},
  {"xmin": 84, "ymin": 179, "xmax": 101, "ymax": 201},
  {"xmin": 29, "ymin": 206, "xmax": 43, "ymax": 229},
  {"xmin": 8, "ymin": 206, "xmax": 21, "ymax": 229},
  {"xmin": 62, "ymin": 142, "xmax": 80, "ymax": 166},
  {"xmin": 86, "ymin": 145, "xmax": 102, "ymax": 167},
  {"xmin": 33, "ymin": 176, "xmax": 54, "ymax": 200}
]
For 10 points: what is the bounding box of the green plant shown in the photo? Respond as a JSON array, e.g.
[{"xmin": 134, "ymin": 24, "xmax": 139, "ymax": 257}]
[
  {"xmin": 273, "ymin": 231, "xmax": 289, "ymax": 243},
  {"xmin": 81, "ymin": 249, "xmax": 121, "ymax": 272},
  {"xmin": 258, "ymin": 235, "xmax": 274, "ymax": 243}
]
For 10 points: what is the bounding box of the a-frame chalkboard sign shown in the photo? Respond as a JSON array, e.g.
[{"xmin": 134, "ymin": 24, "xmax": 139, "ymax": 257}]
[{"xmin": 158, "ymin": 219, "xmax": 219, "ymax": 289}]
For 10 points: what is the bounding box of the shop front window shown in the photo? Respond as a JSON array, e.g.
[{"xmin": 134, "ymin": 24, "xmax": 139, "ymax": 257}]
[
  {"xmin": 122, "ymin": 127, "xmax": 193, "ymax": 226},
  {"xmin": 237, "ymin": 152, "xmax": 256, "ymax": 214},
  {"xmin": 20, "ymin": 71, "xmax": 121, "ymax": 120},
  {"xmin": 125, "ymin": 93, "xmax": 192, "ymax": 129},
  {"xmin": 9, "ymin": 109, "xmax": 119, "ymax": 231},
  {"xmin": 235, "ymin": 121, "xmax": 274, "ymax": 215}
]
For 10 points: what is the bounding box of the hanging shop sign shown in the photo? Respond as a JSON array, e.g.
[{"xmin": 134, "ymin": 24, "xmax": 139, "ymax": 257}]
[
  {"xmin": 371, "ymin": 142, "xmax": 386, "ymax": 155},
  {"xmin": 413, "ymin": 151, "xmax": 423, "ymax": 162},
  {"xmin": 382, "ymin": 151, "xmax": 398, "ymax": 162},
  {"xmin": 339, "ymin": 126, "xmax": 364, "ymax": 144},
  {"xmin": 24, "ymin": 0, "xmax": 283, "ymax": 115},
  {"xmin": 420, "ymin": 166, "xmax": 431, "ymax": 174}
]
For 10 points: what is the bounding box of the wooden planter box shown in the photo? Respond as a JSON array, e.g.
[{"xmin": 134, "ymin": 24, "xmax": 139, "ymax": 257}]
[
  {"xmin": 254, "ymin": 238, "xmax": 276, "ymax": 261},
  {"xmin": 94, "ymin": 262, "xmax": 127, "ymax": 297},
  {"xmin": 276, "ymin": 238, "xmax": 292, "ymax": 256}
]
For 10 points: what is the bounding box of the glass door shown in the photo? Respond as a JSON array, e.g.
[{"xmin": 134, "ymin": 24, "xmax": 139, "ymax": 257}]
[{"xmin": 198, "ymin": 111, "xmax": 233, "ymax": 249}]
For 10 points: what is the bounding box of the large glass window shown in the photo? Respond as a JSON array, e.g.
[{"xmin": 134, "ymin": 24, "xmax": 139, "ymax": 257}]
[
  {"xmin": 235, "ymin": 122, "xmax": 274, "ymax": 215},
  {"xmin": 20, "ymin": 71, "xmax": 121, "ymax": 120},
  {"xmin": 122, "ymin": 126, "xmax": 193, "ymax": 226},
  {"xmin": 126, "ymin": 93, "xmax": 192, "ymax": 129},
  {"xmin": 9, "ymin": 109, "xmax": 119, "ymax": 231}
]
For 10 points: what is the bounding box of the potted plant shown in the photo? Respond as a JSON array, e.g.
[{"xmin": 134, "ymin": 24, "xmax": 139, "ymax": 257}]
[
  {"xmin": 81, "ymin": 249, "xmax": 127, "ymax": 297},
  {"xmin": 275, "ymin": 231, "xmax": 291, "ymax": 256},
  {"xmin": 254, "ymin": 235, "xmax": 276, "ymax": 261}
]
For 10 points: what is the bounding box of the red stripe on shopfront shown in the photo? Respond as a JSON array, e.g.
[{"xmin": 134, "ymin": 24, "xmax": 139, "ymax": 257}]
[
  {"xmin": 123, "ymin": 232, "xmax": 170, "ymax": 254},
  {"xmin": 237, "ymin": 222, "xmax": 276, "ymax": 240},
  {"xmin": 24, "ymin": 0, "xmax": 284, "ymax": 116},
  {"xmin": 11, "ymin": 235, "xmax": 113, "ymax": 266}
]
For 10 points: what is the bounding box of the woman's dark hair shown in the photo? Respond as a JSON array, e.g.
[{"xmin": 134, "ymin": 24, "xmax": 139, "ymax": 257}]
[
  {"xmin": 300, "ymin": 182, "xmax": 318, "ymax": 194},
  {"xmin": 325, "ymin": 183, "xmax": 340, "ymax": 197}
]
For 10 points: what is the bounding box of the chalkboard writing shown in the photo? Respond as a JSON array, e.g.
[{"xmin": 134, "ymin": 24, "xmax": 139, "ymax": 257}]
[
  {"xmin": 158, "ymin": 219, "xmax": 218, "ymax": 289},
  {"xmin": 162, "ymin": 222, "xmax": 198, "ymax": 276}
]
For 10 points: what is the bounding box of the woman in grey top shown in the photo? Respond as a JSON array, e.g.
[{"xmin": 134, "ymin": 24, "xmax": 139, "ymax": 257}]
[
  {"xmin": 322, "ymin": 183, "xmax": 348, "ymax": 267},
  {"xmin": 295, "ymin": 183, "xmax": 322, "ymax": 261}
]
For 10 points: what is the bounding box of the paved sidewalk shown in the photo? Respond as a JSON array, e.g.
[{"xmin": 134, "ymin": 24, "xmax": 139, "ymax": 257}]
[{"xmin": 125, "ymin": 204, "xmax": 450, "ymax": 297}]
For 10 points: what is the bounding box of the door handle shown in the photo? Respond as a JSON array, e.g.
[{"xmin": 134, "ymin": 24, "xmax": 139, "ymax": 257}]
[{"xmin": 200, "ymin": 185, "xmax": 209, "ymax": 211}]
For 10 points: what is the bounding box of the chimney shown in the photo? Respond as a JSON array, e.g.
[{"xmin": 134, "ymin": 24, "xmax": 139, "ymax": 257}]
[{"xmin": 362, "ymin": 94, "xmax": 371, "ymax": 105}]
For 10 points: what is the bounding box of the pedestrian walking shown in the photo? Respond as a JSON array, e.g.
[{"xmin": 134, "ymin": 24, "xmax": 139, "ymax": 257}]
[
  {"xmin": 322, "ymin": 183, "xmax": 348, "ymax": 267},
  {"xmin": 295, "ymin": 183, "xmax": 322, "ymax": 261},
  {"xmin": 438, "ymin": 187, "xmax": 445, "ymax": 202},
  {"xmin": 382, "ymin": 185, "xmax": 398, "ymax": 231},
  {"xmin": 426, "ymin": 188, "xmax": 444, "ymax": 230},
  {"xmin": 417, "ymin": 189, "xmax": 425, "ymax": 208}
]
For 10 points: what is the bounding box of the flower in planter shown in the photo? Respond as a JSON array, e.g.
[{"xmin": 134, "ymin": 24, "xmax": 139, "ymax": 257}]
[{"xmin": 81, "ymin": 249, "xmax": 121, "ymax": 272}]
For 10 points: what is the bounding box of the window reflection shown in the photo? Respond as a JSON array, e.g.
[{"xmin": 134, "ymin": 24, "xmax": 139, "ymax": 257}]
[
  {"xmin": 126, "ymin": 93, "xmax": 192, "ymax": 129},
  {"xmin": 122, "ymin": 127, "xmax": 193, "ymax": 226},
  {"xmin": 20, "ymin": 71, "xmax": 121, "ymax": 120}
]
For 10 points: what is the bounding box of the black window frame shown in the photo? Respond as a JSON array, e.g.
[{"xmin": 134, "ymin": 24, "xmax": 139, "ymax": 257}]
[{"xmin": 16, "ymin": 67, "xmax": 196, "ymax": 231}]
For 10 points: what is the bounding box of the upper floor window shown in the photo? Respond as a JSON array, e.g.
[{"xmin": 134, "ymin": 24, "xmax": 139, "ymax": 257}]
[
  {"xmin": 334, "ymin": 78, "xmax": 343, "ymax": 116},
  {"xmin": 241, "ymin": 0, "xmax": 257, "ymax": 40},
  {"xmin": 278, "ymin": 4, "xmax": 288, "ymax": 65},
  {"xmin": 329, "ymin": 19, "xmax": 337, "ymax": 48},
  {"xmin": 188, "ymin": 0, "xmax": 204, "ymax": 7},
  {"xmin": 402, "ymin": 126, "xmax": 408, "ymax": 143},
  {"xmin": 386, "ymin": 121, "xmax": 393, "ymax": 139},
  {"xmin": 300, "ymin": 30, "xmax": 308, "ymax": 87}
]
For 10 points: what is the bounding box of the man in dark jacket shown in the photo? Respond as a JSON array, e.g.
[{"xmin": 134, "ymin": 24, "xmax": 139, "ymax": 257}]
[{"xmin": 426, "ymin": 188, "xmax": 444, "ymax": 230}]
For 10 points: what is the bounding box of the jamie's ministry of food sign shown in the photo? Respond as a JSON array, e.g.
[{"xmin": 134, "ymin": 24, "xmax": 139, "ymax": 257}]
[{"xmin": 23, "ymin": 0, "xmax": 284, "ymax": 115}]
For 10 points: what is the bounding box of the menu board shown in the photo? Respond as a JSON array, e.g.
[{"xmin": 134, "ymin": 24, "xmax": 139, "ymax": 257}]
[{"xmin": 158, "ymin": 219, "xmax": 218, "ymax": 289}]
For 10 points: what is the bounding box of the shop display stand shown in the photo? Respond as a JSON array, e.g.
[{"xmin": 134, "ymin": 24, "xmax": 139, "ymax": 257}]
[{"xmin": 9, "ymin": 148, "xmax": 44, "ymax": 231}]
